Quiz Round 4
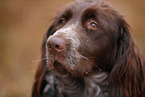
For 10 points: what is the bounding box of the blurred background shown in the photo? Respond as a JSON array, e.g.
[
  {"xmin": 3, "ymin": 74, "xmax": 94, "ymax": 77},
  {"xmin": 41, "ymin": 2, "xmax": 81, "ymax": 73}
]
[{"xmin": 0, "ymin": 0, "xmax": 144, "ymax": 97}]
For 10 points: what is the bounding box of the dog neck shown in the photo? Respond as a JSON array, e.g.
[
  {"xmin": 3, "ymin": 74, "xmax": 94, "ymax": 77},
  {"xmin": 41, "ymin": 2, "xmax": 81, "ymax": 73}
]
[
  {"xmin": 43, "ymin": 70, "xmax": 109, "ymax": 97},
  {"xmin": 85, "ymin": 71, "xmax": 109, "ymax": 97},
  {"xmin": 58, "ymin": 70, "xmax": 109, "ymax": 97}
]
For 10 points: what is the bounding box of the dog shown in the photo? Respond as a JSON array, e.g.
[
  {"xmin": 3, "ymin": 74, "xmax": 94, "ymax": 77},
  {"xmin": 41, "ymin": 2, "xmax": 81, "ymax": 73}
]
[{"xmin": 32, "ymin": 0, "xmax": 145, "ymax": 97}]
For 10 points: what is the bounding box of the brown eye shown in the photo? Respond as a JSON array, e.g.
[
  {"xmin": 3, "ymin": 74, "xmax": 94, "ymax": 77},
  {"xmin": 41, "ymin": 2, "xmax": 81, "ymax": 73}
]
[
  {"xmin": 90, "ymin": 22, "xmax": 98, "ymax": 29},
  {"xmin": 59, "ymin": 18, "xmax": 66, "ymax": 25}
]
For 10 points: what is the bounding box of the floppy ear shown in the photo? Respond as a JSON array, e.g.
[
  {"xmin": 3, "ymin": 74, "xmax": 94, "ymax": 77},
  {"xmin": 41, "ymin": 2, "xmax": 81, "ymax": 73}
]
[
  {"xmin": 32, "ymin": 22, "xmax": 56, "ymax": 97},
  {"xmin": 109, "ymin": 19, "xmax": 145, "ymax": 97}
]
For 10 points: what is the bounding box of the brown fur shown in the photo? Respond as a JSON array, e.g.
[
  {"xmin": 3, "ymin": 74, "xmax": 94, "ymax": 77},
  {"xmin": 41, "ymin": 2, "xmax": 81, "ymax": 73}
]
[{"xmin": 32, "ymin": 1, "xmax": 145, "ymax": 97}]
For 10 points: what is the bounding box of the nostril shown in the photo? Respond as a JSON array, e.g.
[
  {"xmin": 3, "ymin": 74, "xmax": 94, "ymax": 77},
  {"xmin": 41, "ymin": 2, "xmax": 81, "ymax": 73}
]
[
  {"xmin": 55, "ymin": 45, "xmax": 60, "ymax": 49},
  {"xmin": 47, "ymin": 43, "xmax": 51, "ymax": 49},
  {"xmin": 54, "ymin": 44, "xmax": 65, "ymax": 52}
]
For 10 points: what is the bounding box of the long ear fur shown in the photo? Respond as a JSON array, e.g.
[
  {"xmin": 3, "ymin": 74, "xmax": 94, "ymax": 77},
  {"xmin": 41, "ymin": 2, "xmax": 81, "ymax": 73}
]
[
  {"xmin": 32, "ymin": 23, "xmax": 56, "ymax": 97},
  {"xmin": 109, "ymin": 19, "xmax": 145, "ymax": 97}
]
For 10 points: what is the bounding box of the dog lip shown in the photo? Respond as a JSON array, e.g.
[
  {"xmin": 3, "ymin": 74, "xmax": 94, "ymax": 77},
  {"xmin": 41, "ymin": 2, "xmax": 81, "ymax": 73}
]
[
  {"xmin": 48, "ymin": 60, "xmax": 55, "ymax": 70},
  {"xmin": 54, "ymin": 61, "xmax": 68, "ymax": 74},
  {"xmin": 54, "ymin": 61, "xmax": 63, "ymax": 68},
  {"xmin": 48, "ymin": 60, "xmax": 60, "ymax": 70},
  {"xmin": 47, "ymin": 56, "xmax": 64, "ymax": 71},
  {"xmin": 46, "ymin": 54, "xmax": 58, "ymax": 70}
]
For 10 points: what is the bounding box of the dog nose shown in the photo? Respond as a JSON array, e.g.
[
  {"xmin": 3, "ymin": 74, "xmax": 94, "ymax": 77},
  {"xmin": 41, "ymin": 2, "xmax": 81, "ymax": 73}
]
[{"xmin": 47, "ymin": 37, "xmax": 66, "ymax": 53}]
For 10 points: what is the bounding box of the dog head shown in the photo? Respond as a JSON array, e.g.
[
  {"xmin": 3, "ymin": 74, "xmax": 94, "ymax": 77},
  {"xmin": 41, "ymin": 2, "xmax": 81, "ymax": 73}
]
[{"xmin": 44, "ymin": 1, "xmax": 130, "ymax": 77}]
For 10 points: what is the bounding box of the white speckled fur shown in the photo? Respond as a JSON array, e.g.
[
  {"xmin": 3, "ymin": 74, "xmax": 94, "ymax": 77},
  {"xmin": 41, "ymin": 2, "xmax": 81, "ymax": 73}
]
[
  {"xmin": 50, "ymin": 21, "xmax": 80, "ymax": 49},
  {"xmin": 47, "ymin": 21, "xmax": 81, "ymax": 69}
]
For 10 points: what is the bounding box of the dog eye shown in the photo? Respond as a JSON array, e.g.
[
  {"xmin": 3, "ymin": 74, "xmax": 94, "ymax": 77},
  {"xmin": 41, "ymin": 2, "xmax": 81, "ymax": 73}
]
[
  {"xmin": 58, "ymin": 18, "xmax": 66, "ymax": 25},
  {"xmin": 90, "ymin": 22, "xmax": 98, "ymax": 29}
]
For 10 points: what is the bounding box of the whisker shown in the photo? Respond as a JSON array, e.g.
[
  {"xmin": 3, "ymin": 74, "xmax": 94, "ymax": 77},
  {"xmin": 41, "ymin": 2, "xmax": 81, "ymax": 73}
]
[
  {"xmin": 95, "ymin": 65, "xmax": 102, "ymax": 71},
  {"xmin": 80, "ymin": 55, "xmax": 102, "ymax": 71},
  {"xmin": 32, "ymin": 58, "xmax": 47, "ymax": 62},
  {"xmin": 81, "ymin": 55, "xmax": 89, "ymax": 60}
]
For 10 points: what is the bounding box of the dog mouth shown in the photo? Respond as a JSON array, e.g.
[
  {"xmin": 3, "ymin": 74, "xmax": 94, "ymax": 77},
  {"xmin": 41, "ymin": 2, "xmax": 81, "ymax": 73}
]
[
  {"xmin": 46, "ymin": 52, "xmax": 76, "ymax": 70},
  {"xmin": 46, "ymin": 51, "xmax": 96, "ymax": 77},
  {"xmin": 46, "ymin": 54, "xmax": 65, "ymax": 70},
  {"xmin": 53, "ymin": 61, "xmax": 68, "ymax": 74},
  {"xmin": 46, "ymin": 54, "xmax": 78, "ymax": 76}
]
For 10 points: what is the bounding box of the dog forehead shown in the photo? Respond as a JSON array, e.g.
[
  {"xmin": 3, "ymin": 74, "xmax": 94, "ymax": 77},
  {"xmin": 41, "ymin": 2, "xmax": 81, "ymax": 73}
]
[
  {"xmin": 77, "ymin": 0, "xmax": 100, "ymax": 2},
  {"xmin": 63, "ymin": 1, "xmax": 97, "ymax": 16}
]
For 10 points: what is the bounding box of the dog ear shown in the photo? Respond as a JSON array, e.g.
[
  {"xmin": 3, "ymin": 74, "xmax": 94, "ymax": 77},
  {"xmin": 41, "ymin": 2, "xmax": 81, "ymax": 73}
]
[
  {"xmin": 32, "ymin": 22, "xmax": 56, "ymax": 97},
  {"xmin": 109, "ymin": 19, "xmax": 145, "ymax": 97}
]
